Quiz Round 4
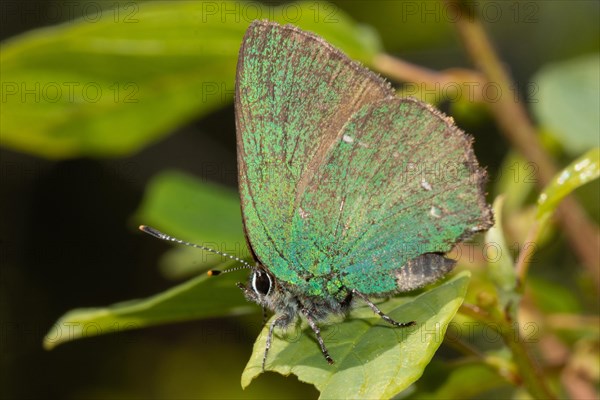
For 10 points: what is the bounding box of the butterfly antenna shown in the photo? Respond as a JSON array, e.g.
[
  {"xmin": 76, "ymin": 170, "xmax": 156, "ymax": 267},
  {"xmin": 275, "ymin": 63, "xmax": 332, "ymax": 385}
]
[{"xmin": 138, "ymin": 225, "xmax": 253, "ymax": 275}]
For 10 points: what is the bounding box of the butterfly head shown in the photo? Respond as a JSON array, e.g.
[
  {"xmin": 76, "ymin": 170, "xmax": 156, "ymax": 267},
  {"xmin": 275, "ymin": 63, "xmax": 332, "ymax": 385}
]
[
  {"xmin": 237, "ymin": 265, "xmax": 302, "ymax": 320},
  {"xmin": 238, "ymin": 266, "xmax": 276, "ymax": 305},
  {"xmin": 251, "ymin": 268, "xmax": 273, "ymax": 297}
]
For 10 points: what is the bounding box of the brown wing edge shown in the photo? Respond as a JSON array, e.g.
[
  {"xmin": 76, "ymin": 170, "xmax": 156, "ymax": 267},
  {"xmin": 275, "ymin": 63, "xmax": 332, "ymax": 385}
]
[
  {"xmin": 392, "ymin": 97, "xmax": 494, "ymax": 236},
  {"xmin": 391, "ymin": 97, "xmax": 494, "ymax": 293}
]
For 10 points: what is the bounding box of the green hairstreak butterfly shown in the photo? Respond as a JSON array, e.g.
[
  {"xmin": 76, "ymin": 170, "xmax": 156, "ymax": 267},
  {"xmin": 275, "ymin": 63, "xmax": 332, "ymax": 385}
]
[{"xmin": 142, "ymin": 20, "xmax": 493, "ymax": 368}]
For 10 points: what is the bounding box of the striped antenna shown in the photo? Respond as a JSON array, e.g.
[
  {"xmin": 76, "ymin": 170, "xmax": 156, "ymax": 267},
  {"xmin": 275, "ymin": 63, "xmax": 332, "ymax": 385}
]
[{"xmin": 138, "ymin": 225, "xmax": 253, "ymax": 274}]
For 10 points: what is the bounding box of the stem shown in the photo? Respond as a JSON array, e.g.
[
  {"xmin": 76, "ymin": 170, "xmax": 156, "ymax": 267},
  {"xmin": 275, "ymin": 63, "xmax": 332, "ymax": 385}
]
[
  {"xmin": 445, "ymin": 346, "xmax": 521, "ymax": 387},
  {"xmin": 500, "ymin": 319, "xmax": 556, "ymax": 400},
  {"xmin": 444, "ymin": 326, "xmax": 486, "ymax": 359},
  {"xmin": 514, "ymin": 220, "xmax": 542, "ymax": 288},
  {"xmin": 443, "ymin": 0, "xmax": 599, "ymax": 289},
  {"xmin": 373, "ymin": 53, "xmax": 449, "ymax": 86},
  {"xmin": 459, "ymin": 302, "xmax": 556, "ymax": 399},
  {"xmin": 451, "ymin": 306, "xmax": 522, "ymax": 384},
  {"xmin": 373, "ymin": 53, "xmax": 487, "ymax": 102},
  {"xmin": 459, "ymin": 302, "xmax": 494, "ymax": 325},
  {"xmin": 546, "ymin": 313, "xmax": 600, "ymax": 332}
]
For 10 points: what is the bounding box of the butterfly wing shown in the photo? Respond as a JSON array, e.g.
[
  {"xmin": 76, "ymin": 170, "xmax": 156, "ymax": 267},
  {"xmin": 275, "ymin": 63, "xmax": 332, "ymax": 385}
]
[
  {"xmin": 235, "ymin": 21, "xmax": 394, "ymax": 286},
  {"xmin": 290, "ymin": 97, "xmax": 493, "ymax": 296}
]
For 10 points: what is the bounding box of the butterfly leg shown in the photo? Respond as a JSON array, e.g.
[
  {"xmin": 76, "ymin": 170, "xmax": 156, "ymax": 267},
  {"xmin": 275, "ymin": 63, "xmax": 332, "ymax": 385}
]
[
  {"xmin": 300, "ymin": 308, "xmax": 334, "ymax": 365},
  {"xmin": 262, "ymin": 306, "xmax": 268, "ymax": 325},
  {"xmin": 263, "ymin": 314, "xmax": 289, "ymax": 370},
  {"xmin": 352, "ymin": 289, "xmax": 416, "ymax": 328}
]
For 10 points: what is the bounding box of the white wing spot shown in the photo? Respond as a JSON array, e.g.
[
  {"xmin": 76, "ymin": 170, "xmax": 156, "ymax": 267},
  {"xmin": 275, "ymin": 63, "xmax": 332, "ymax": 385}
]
[
  {"xmin": 341, "ymin": 222, "xmax": 350, "ymax": 236},
  {"xmin": 299, "ymin": 207, "xmax": 310, "ymax": 219},
  {"xmin": 421, "ymin": 179, "xmax": 432, "ymax": 191},
  {"xmin": 342, "ymin": 134, "xmax": 354, "ymax": 143},
  {"xmin": 430, "ymin": 206, "xmax": 442, "ymax": 218}
]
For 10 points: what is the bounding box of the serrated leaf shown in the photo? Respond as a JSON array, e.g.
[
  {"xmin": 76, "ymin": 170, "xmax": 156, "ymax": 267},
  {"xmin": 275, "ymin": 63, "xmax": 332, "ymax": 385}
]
[
  {"xmin": 1, "ymin": 1, "xmax": 380, "ymax": 159},
  {"xmin": 532, "ymin": 54, "xmax": 600, "ymax": 155},
  {"xmin": 536, "ymin": 148, "xmax": 600, "ymax": 220},
  {"xmin": 44, "ymin": 269, "xmax": 253, "ymax": 350},
  {"xmin": 241, "ymin": 271, "xmax": 470, "ymax": 399}
]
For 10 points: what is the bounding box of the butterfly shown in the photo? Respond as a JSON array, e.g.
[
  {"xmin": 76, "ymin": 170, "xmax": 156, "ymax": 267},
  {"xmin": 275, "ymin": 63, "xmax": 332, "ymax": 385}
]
[
  {"xmin": 233, "ymin": 20, "xmax": 492, "ymax": 367},
  {"xmin": 142, "ymin": 20, "xmax": 493, "ymax": 369}
]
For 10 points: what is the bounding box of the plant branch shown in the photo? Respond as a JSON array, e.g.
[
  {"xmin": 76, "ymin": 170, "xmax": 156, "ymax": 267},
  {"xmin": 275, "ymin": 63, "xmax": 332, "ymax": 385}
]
[
  {"xmin": 460, "ymin": 300, "xmax": 556, "ymax": 399},
  {"xmin": 514, "ymin": 219, "xmax": 542, "ymax": 288},
  {"xmin": 446, "ymin": 321, "xmax": 523, "ymax": 385},
  {"xmin": 444, "ymin": 327, "xmax": 486, "ymax": 359},
  {"xmin": 373, "ymin": 53, "xmax": 487, "ymax": 102},
  {"xmin": 497, "ymin": 316, "xmax": 556, "ymax": 400},
  {"xmin": 459, "ymin": 302, "xmax": 494, "ymax": 325}
]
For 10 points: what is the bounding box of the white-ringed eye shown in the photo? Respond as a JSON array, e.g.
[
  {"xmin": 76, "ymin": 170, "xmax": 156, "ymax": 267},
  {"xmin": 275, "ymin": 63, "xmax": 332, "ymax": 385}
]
[{"xmin": 251, "ymin": 270, "xmax": 272, "ymax": 296}]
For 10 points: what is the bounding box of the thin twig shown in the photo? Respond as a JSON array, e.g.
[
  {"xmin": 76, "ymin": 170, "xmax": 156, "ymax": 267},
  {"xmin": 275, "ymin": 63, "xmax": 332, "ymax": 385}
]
[
  {"xmin": 459, "ymin": 302, "xmax": 494, "ymax": 324},
  {"xmin": 462, "ymin": 299, "xmax": 556, "ymax": 399},
  {"xmin": 445, "ymin": 326, "xmax": 522, "ymax": 385},
  {"xmin": 545, "ymin": 313, "xmax": 600, "ymax": 332},
  {"xmin": 373, "ymin": 53, "xmax": 487, "ymax": 102},
  {"xmin": 444, "ymin": 327, "xmax": 486, "ymax": 359},
  {"xmin": 514, "ymin": 220, "xmax": 541, "ymax": 288}
]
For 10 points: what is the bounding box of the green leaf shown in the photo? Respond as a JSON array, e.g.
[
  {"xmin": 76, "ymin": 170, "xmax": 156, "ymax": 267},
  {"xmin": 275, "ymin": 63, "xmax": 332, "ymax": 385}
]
[
  {"xmin": 532, "ymin": 54, "xmax": 600, "ymax": 155},
  {"xmin": 241, "ymin": 271, "xmax": 470, "ymax": 399},
  {"xmin": 134, "ymin": 170, "xmax": 248, "ymax": 278},
  {"xmin": 536, "ymin": 148, "xmax": 600, "ymax": 220},
  {"xmin": 1, "ymin": 1, "xmax": 380, "ymax": 159},
  {"xmin": 134, "ymin": 170, "xmax": 244, "ymax": 245},
  {"xmin": 44, "ymin": 269, "xmax": 253, "ymax": 350}
]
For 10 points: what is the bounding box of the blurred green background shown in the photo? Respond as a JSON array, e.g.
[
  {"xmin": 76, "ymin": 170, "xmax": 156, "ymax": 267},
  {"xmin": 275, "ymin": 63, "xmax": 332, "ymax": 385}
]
[{"xmin": 1, "ymin": 1, "xmax": 598, "ymax": 399}]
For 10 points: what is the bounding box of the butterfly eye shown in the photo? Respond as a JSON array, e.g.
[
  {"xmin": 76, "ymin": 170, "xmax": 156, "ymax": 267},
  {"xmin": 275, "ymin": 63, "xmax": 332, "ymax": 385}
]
[{"xmin": 251, "ymin": 270, "xmax": 272, "ymax": 296}]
